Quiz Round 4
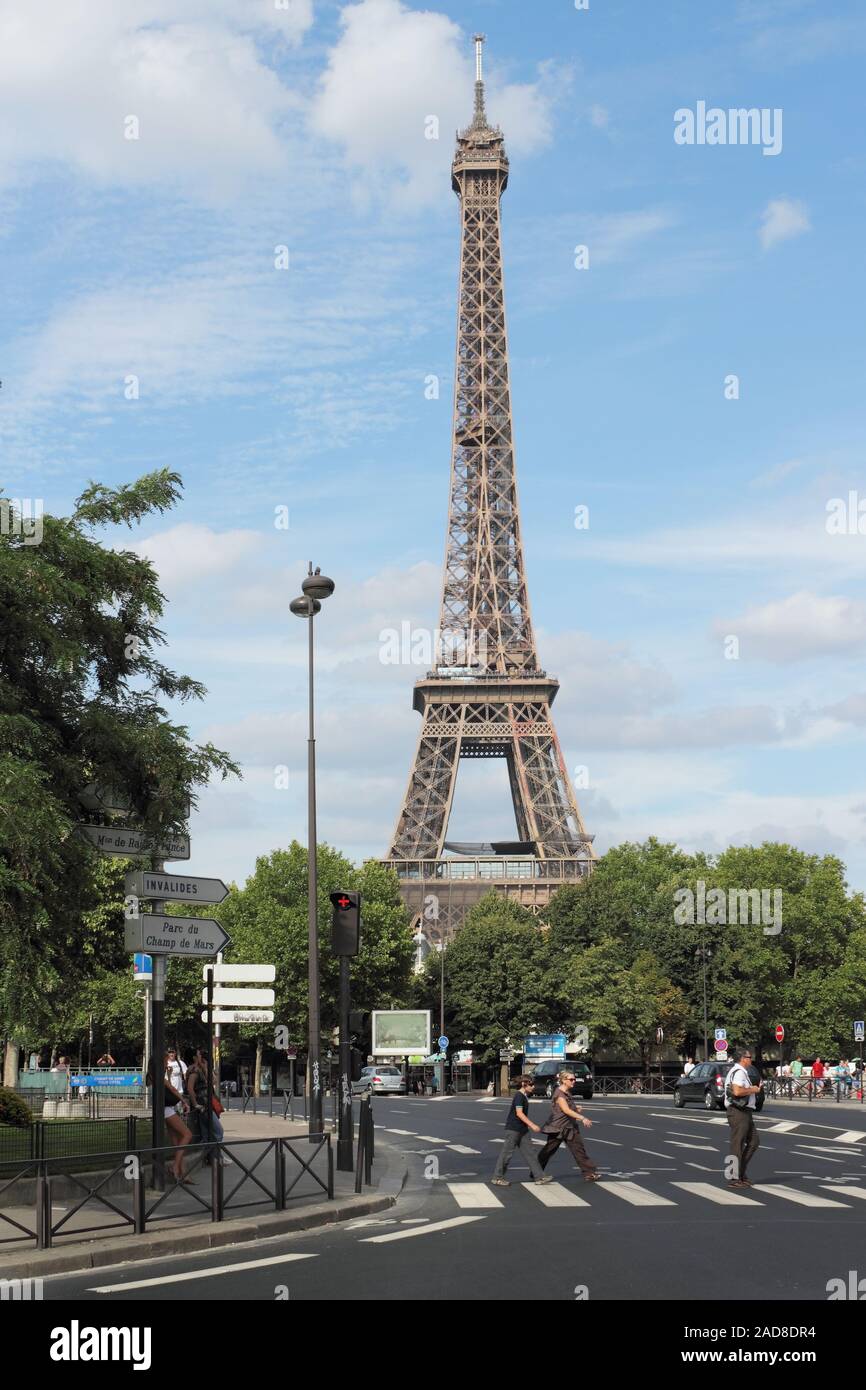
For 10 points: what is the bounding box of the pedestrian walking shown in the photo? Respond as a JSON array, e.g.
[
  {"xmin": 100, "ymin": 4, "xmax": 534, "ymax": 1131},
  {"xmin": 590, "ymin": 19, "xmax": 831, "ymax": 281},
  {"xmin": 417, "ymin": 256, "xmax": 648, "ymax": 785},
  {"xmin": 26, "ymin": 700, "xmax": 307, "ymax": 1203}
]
[
  {"xmin": 537, "ymin": 1070, "xmax": 599, "ymax": 1181},
  {"xmin": 429, "ymin": 1070, "xmax": 438, "ymax": 1096},
  {"xmin": 166, "ymin": 1048, "xmax": 187, "ymax": 1096},
  {"xmin": 491, "ymin": 1076, "xmax": 553, "ymax": 1187},
  {"xmin": 725, "ymin": 1047, "xmax": 762, "ymax": 1188},
  {"xmin": 186, "ymin": 1048, "xmax": 228, "ymax": 1165},
  {"xmin": 683, "ymin": 1057, "xmax": 696, "ymax": 1076},
  {"xmin": 146, "ymin": 1053, "xmax": 192, "ymax": 1183}
]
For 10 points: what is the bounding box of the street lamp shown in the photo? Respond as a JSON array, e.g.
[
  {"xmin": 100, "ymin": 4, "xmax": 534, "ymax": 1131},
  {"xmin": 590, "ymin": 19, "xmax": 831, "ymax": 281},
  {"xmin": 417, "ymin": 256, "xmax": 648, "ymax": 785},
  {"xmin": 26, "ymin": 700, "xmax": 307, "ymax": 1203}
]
[{"xmin": 291, "ymin": 562, "xmax": 335, "ymax": 1140}]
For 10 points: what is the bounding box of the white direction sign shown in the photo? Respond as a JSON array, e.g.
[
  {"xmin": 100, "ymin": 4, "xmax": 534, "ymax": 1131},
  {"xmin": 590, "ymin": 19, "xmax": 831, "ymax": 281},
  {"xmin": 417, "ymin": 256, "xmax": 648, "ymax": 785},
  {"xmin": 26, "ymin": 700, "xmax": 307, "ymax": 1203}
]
[
  {"xmin": 78, "ymin": 824, "xmax": 190, "ymax": 861},
  {"xmin": 126, "ymin": 870, "xmax": 228, "ymax": 905},
  {"xmin": 201, "ymin": 987, "xmax": 275, "ymax": 1007},
  {"xmin": 202, "ymin": 1010, "xmax": 274, "ymax": 1024},
  {"xmin": 125, "ymin": 914, "xmax": 230, "ymax": 957},
  {"xmin": 202, "ymin": 964, "xmax": 275, "ymax": 983}
]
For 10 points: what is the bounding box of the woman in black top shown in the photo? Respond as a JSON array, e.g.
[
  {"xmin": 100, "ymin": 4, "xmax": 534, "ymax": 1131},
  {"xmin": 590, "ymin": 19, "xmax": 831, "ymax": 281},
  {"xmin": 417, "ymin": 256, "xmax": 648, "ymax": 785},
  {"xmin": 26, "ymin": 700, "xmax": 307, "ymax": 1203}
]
[{"xmin": 146, "ymin": 1052, "xmax": 193, "ymax": 1183}]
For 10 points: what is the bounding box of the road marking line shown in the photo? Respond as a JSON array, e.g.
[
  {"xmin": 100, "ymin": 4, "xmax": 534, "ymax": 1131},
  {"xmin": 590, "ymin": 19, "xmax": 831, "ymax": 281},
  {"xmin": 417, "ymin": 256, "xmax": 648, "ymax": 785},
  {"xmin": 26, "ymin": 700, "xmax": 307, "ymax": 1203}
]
[
  {"xmin": 490, "ymin": 1138, "xmax": 505, "ymax": 1144},
  {"xmin": 446, "ymin": 1144, "xmax": 481, "ymax": 1154},
  {"xmin": 384, "ymin": 1128, "xmax": 417, "ymax": 1136},
  {"xmin": 451, "ymin": 1117, "xmax": 487, "ymax": 1123},
  {"xmin": 794, "ymin": 1150, "xmax": 845, "ymax": 1163},
  {"xmin": 89, "ymin": 1253, "xmax": 317, "ymax": 1292},
  {"xmin": 834, "ymin": 1131, "xmax": 866, "ymax": 1144},
  {"xmin": 524, "ymin": 1182, "xmax": 590, "ymax": 1207},
  {"xmin": 614, "ymin": 1124, "xmax": 654, "ymax": 1131},
  {"xmin": 760, "ymin": 1120, "xmax": 802, "ymax": 1133},
  {"xmin": 821, "ymin": 1185, "xmax": 866, "ymax": 1199},
  {"xmin": 753, "ymin": 1184, "xmax": 850, "ymax": 1208},
  {"xmin": 416, "ymin": 1135, "xmax": 451, "ymax": 1144},
  {"xmin": 361, "ymin": 1215, "xmax": 486, "ymax": 1242},
  {"xmin": 446, "ymin": 1182, "xmax": 504, "ymax": 1208},
  {"xmin": 586, "ymin": 1137, "xmax": 621, "ymax": 1146},
  {"xmin": 665, "ymin": 1141, "xmax": 718, "ymax": 1151},
  {"xmin": 599, "ymin": 1181, "xmax": 676, "ymax": 1207},
  {"xmin": 673, "ymin": 1182, "xmax": 764, "ymax": 1207},
  {"xmin": 795, "ymin": 1144, "xmax": 863, "ymax": 1156},
  {"xmin": 685, "ymin": 1162, "xmax": 720, "ymax": 1172},
  {"xmin": 635, "ymin": 1147, "xmax": 675, "ymax": 1160}
]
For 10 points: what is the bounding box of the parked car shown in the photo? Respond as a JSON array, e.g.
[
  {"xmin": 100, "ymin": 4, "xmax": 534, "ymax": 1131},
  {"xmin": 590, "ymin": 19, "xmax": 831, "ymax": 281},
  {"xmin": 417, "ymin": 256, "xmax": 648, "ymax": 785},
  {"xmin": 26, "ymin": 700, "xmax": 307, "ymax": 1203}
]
[
  {"xmin": 673, "ymin": 1060, "xmax": 765, "ymax": 1111},
  {"xmin": 351, "ymin": 1065, "xmax": 405, "ymax": 1096},
  {"xmin": 528, "ymin": 1060, "xmax": 593, "ymax": 1101}
]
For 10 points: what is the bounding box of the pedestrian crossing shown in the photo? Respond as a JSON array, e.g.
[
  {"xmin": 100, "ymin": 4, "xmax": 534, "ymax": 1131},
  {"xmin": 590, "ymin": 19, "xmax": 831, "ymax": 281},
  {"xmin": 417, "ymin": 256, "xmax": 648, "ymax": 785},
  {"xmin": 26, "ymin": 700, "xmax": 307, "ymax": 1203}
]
[{"xmin": 442, "ymin": 1178, "xmax": 862, "ymax": 1212}]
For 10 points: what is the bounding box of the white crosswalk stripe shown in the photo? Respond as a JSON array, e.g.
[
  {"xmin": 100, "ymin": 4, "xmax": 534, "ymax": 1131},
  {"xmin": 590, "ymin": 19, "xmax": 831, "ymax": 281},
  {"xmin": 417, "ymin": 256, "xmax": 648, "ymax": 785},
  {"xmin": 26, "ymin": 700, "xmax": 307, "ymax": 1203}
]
[
  {"xmin": 833, "ymin": 1131, "xmax": 866, "ymax": 1144},
  {"xmin": 821, "ymin": 1185, "xmax": 866, "ymax": 1200},
  {"xmin": 446, "ymin": 1182, "xmax": 504, "ymax": 1208},
  {"xmin": 760, "ymin": 1120, "xmax": 802, "ymax": 1134},
  {"xmin": 598, "ymin": 1180, "xmax": 676, "ymax": 1207},
  {"xmin": 752, "ymin": 1183, "xmax": 851, "ymax": 1208},
  {"xmin": 446, "ymin": 1144, "xmax": 481, "ymax": 1155},
  {"xmin": 524, "ymin": 1182, "xmax": 590, "ymax": 1207},
  {"xmin": 673, "ymin": 1182, "xmax": 764, "ymax": 1206}
]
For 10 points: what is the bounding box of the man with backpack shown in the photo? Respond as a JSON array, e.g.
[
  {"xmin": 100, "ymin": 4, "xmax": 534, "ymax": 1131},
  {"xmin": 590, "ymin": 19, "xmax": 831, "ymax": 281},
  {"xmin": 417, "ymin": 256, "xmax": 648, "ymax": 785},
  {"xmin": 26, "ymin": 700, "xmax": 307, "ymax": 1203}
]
[{"xmin": 725, "ymin": 1048, "xmax": 762, "ymax": 1188}]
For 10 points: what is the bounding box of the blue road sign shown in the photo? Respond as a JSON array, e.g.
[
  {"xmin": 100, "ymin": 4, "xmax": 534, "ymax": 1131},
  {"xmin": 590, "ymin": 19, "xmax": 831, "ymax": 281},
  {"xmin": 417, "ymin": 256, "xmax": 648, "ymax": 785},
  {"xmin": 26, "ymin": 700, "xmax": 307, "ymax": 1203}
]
[
  {"xmin": 438, "ymin": 1035, "xmax": 449, "ymax": 1050},
  {"xmin": 524, "ymin": 1034, "xmax": 567, "ymax": 1059},
  {"xmin": 133, "ymin": 952, "xmax": 152, "ymax": 981},
  {"xmin": 855, "ymin": 1021, "xmax": 865, "ymax": 1042}
]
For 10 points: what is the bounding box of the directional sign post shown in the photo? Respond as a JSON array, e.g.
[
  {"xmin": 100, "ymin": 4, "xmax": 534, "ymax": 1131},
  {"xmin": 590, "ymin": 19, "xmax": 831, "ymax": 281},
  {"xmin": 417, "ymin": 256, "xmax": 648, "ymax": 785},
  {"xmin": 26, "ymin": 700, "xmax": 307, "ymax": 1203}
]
[
  {"xmin": 855, "ymin": 1021, "xmax": 865, "ymax": 1043},
  {"xmin": 77, "ymin": 824, "xmax": 190, "ymax": 861},
  {"xmin": 200, "ymin": 988, "xmax": 275, "ymax": 1008},
  {"xmin": 125, "ymin": 914, "xmax": 230, "ymax": 957},
  {"xmin": 203, "ymin": 964, "xmax": 275, "ymax": 983},
  {"xmin": 126, "ymin": 870, "xmax": 228, "ymax": 905},
  {"xmin": 202, "ymin": 1010, "xmax": 275, "ymax": 1024}
]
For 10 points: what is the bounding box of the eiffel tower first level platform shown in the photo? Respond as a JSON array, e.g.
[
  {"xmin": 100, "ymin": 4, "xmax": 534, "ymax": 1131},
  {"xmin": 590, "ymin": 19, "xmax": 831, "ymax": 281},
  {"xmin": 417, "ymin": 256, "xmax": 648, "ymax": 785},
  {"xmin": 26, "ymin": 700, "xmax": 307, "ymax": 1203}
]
[{"xmin": 380, "ymin": 37, "xmax": 594, "ymax": 939}]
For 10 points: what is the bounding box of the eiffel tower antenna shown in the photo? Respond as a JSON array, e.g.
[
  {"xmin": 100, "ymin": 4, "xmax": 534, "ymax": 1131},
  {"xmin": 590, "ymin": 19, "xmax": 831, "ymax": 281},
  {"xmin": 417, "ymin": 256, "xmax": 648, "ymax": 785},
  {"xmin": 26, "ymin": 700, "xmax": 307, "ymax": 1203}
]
[{"xmin": 382, "ymin": 37, "xmax": 594, "ymax": 942}]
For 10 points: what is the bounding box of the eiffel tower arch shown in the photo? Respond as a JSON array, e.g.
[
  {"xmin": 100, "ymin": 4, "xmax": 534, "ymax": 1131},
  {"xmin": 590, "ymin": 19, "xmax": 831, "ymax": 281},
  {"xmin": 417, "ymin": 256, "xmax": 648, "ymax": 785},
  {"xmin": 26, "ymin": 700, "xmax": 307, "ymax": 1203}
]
[{"xmin": 381, "ymin": 37, "xmax": 594, "ymax": 942}]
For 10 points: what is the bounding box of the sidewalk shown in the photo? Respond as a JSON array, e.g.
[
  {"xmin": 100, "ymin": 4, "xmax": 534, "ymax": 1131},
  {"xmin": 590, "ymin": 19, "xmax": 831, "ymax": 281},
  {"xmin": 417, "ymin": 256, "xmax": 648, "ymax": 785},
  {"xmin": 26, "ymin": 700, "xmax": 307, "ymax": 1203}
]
[{"xmin": 0, "ymin": 1113, "xmax": 406, "ymax": 1281}]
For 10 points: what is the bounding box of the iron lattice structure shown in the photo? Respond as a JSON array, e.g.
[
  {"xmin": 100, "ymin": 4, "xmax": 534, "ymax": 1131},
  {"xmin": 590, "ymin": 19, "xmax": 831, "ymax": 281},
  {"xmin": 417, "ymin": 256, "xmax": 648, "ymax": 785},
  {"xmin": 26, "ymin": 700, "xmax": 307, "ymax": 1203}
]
[{"xmin": 384, "ymin": 39, "xmax": 594, "ymax": 937}]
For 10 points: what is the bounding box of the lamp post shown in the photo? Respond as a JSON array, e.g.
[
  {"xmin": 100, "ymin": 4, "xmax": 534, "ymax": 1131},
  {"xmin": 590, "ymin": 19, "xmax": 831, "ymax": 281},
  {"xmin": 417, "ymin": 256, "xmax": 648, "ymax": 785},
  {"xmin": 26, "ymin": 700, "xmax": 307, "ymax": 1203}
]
[{"xmin": 290, "ymin": 563, "xmax": 335, "ymax": 1140}]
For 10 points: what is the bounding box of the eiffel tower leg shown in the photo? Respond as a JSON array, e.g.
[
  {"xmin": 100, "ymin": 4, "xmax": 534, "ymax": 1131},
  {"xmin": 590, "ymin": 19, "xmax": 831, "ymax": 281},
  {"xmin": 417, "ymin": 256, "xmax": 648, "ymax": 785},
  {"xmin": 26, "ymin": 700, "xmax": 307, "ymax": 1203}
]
[
  {"xmin": 389, "ymin": 708, "xmax": 463, "ymax": 859},
  {"xmin": 508, "ymin": 709, "xmax": 590, "ymax": 859}
]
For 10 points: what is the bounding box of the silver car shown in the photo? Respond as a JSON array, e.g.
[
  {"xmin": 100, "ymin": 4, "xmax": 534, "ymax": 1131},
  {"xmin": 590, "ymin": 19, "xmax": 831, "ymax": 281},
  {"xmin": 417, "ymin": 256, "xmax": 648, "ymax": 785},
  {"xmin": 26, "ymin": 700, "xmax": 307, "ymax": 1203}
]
[{"xmin": 352, "ymin": 1065, "xmax": 405, "ymax": 1096}]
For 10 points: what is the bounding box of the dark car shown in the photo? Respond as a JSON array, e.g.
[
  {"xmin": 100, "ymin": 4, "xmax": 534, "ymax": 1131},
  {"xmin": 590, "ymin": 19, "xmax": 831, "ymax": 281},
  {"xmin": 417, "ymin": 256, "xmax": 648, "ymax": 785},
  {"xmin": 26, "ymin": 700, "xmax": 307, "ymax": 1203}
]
[
  {"xmin": 528, "ymin": 1060, "xmax": 593, "ymax": 1100},
  {"xmin": 673, "ymin": 1059, "xmax": 764, "ymax": 1112}
]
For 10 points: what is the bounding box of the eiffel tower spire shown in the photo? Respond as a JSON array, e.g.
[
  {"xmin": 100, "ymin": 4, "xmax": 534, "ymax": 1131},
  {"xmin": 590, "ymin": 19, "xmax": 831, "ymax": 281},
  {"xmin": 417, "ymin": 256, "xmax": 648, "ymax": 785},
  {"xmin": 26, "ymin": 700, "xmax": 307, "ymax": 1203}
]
[{"xmin": 383, "ymin": 38, "xmax": 594, "ymax": 941}]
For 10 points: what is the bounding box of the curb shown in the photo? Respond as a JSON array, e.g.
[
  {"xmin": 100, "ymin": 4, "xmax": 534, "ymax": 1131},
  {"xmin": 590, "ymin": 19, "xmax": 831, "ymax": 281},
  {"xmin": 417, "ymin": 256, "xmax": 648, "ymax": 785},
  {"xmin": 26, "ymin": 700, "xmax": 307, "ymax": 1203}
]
[{"xmin": 0, "ymin": 1147, "xmax": 409, "ymax": 1281}]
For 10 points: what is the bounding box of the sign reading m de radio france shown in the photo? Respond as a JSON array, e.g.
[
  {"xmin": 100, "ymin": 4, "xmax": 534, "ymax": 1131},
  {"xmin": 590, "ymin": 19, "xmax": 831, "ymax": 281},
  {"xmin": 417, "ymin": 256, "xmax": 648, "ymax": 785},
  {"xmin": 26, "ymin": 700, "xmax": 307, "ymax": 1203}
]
[
  {"xmin": 124, "ymin": 913, "xmax": 230, "ymax": 957},
  {"xmin": 126, "ymin": 870, "xmax": 228, "ymax": 905},
  {"xmin": 77, "ymin": 824, "xmax": 190, "ymax": 861}
]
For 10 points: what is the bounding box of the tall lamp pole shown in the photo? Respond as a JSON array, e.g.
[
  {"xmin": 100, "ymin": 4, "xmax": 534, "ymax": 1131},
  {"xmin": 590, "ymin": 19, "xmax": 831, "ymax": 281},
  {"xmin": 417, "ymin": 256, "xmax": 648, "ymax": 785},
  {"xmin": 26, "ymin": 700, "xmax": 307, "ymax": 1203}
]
[{"xmin": 290, "ymin": 563, "xmax": 335, "ymax": 1140}]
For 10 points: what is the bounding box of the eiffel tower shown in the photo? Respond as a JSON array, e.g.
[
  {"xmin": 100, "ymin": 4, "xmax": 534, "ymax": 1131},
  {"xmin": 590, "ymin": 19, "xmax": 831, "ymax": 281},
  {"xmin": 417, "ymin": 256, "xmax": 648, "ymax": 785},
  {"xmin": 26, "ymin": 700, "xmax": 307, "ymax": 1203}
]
[{"xmin": 382, "ymin": 37, "xmax": 594, "ymax": 943}]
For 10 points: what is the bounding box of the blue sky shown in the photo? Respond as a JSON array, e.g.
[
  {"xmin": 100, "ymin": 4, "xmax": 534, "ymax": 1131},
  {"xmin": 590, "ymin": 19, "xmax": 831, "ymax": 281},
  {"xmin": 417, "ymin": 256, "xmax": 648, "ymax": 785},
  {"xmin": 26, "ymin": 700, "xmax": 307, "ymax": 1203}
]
[{"xmin": 3, "ymin": 0, "xmax": 866, "ymax": 892}]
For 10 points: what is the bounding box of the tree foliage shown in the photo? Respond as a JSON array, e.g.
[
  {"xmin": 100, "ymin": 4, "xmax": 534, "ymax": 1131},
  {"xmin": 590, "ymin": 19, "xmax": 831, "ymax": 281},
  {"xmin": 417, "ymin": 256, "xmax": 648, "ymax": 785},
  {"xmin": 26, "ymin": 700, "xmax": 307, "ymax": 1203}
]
[{"xmin": 0, "ymin": 472, "xmax": 239, "ymax": 1038}]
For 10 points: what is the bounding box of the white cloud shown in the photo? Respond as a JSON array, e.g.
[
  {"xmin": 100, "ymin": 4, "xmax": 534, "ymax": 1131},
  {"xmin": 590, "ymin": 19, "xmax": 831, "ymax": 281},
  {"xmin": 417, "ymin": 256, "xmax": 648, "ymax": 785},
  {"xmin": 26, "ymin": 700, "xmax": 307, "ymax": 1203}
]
[
  {"xmin": 309, "ymin": 0, "xmax": 555, "ymax": 206},
  {"xmin": 128, "ymin": 523, "xmax": 262, "ymax": 591},
  {"xmin": 0, "ymin": 1, "xmax": 313, "ymax": 198},
  {"xmin": 715, "ymin": 591, "xmax": 866, "ymax": 663},
  {"xmin": 758, "ymin": 196, "xmax": 811, "ymax": 250}
]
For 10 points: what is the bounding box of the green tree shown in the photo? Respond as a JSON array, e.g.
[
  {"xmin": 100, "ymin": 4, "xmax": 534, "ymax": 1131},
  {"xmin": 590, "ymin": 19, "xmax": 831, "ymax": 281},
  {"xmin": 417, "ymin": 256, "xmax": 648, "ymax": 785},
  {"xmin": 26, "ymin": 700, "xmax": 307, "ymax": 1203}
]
[
  {"xmin": 415, "ymin": 894, "xmax": 556, "ymax": 1062},
  {"xmin": 0, "ymin": 471, "xmax": 238, "ymax": 1043},
  {"xmin": 564, "ymin": 940, "xmax": 687, "ymax": 1068},
  {"xmin": 213, "ymin": 845, "xmax": 414, "ymax": 1052}
]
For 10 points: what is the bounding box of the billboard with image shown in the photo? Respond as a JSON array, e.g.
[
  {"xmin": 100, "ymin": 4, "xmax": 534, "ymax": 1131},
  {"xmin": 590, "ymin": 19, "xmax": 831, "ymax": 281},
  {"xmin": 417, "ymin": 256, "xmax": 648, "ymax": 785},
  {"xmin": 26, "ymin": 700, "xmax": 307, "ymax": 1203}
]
[{"xmin": 372, "ymin": 1010, "xmax": 431, "ymax": 1057}]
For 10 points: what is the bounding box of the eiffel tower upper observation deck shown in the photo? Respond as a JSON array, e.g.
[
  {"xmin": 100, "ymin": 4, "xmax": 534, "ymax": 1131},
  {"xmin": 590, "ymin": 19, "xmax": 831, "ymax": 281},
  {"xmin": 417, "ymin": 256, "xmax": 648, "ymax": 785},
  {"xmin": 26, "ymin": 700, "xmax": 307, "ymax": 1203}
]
[{"xmin": 382, "ymin": 37, "xmax": 594, "ymax": 943}]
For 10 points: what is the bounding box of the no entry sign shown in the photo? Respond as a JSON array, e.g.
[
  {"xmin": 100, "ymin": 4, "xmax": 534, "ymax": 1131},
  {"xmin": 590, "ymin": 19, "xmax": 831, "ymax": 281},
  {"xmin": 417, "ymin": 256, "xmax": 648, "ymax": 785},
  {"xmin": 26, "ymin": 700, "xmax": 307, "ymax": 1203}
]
[{"xmin": 775, "ymin": 1025, "xmax": 785, "ymax": 1042}]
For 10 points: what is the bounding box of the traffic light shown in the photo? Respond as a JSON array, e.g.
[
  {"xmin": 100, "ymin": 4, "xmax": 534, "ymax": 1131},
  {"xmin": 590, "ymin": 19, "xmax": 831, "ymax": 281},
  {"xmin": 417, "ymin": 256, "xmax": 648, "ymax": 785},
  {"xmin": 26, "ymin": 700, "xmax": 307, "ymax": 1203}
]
[{"xmin": 329, "ymin": 890, "xmax": 361, "ymax": 956}]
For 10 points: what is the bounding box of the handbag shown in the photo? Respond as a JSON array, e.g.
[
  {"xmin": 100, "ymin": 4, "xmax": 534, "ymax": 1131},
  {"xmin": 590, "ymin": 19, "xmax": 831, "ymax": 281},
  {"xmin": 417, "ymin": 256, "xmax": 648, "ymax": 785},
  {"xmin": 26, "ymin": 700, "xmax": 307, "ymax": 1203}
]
[{"xmin": 211, "ymin": 1095, "xmax": 224, "ymax": 1116}]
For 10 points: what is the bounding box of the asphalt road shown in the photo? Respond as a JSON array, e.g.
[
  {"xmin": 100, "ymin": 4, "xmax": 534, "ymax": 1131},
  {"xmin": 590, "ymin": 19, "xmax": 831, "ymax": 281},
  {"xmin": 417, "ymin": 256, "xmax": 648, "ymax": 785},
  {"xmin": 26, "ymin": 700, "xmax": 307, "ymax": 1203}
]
[{"xmin": 41, "ymin": 1094, "xmax": 866, "ymax": 1302}]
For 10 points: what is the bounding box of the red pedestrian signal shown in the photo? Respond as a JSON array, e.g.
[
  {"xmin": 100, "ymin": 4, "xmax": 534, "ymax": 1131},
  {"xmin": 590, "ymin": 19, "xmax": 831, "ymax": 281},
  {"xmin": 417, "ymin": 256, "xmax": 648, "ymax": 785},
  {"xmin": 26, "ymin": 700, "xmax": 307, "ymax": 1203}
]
[{"xmin": 329, "ymin": 890, "xmax": 361, "ymax": 956}]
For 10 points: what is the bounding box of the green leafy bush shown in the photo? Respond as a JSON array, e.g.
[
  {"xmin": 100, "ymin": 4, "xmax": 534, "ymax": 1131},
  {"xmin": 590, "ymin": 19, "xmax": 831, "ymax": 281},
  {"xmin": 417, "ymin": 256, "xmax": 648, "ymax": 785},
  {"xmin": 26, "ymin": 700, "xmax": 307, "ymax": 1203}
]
[{"xmin": 0, "ymin": 1088, "xmax": 33, "ymax": 1128}]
